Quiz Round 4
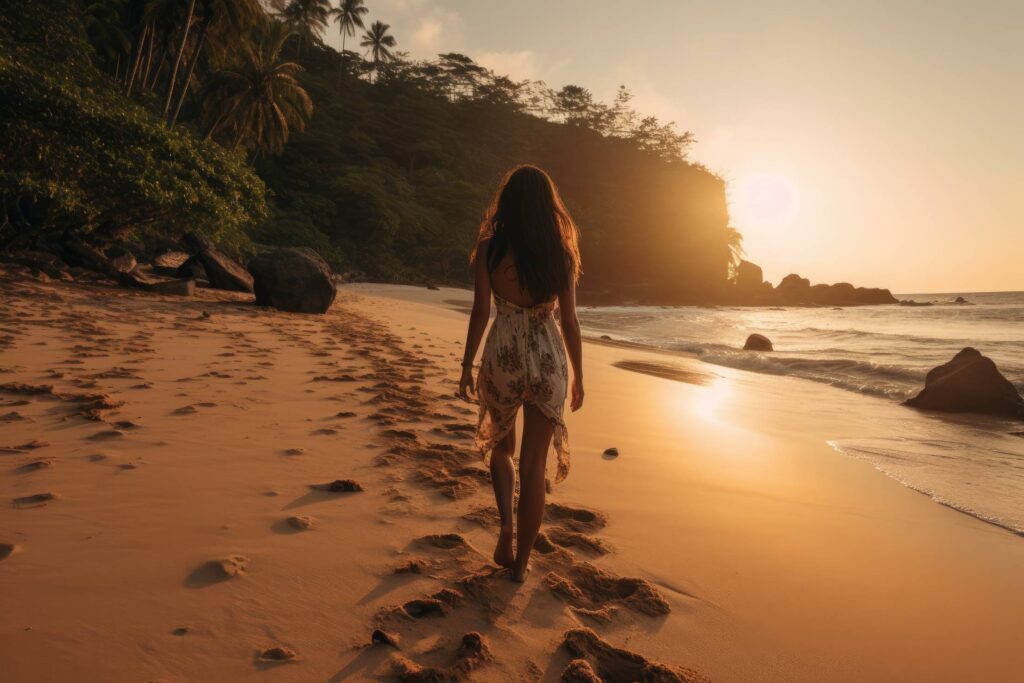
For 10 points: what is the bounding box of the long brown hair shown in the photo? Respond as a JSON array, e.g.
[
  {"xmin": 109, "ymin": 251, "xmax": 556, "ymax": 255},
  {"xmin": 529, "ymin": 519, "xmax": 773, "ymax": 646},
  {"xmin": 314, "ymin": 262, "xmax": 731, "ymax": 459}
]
[{"xmin": 472, "ymin": 165, "xmax": 581, "ymax": 303}]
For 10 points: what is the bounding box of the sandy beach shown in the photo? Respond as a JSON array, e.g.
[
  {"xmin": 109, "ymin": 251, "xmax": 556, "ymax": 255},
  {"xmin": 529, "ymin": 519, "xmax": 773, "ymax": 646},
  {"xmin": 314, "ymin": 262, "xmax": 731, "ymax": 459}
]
[{"xmin": 2, "ymin": 272, "xmax": 1023, "ymax": 682}]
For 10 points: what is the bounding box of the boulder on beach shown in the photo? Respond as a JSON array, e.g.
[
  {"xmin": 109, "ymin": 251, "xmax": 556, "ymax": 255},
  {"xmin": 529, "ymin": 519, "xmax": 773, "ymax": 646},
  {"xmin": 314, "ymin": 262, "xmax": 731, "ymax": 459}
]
[
  {"xmin": 743, "ymin": 333, "xmax": 773, "ymax": 351},
  {"xmin": 151, "ymin": 251, "xmax": 191, "ymax": 276},
  {"xmin": 904, "ymin": 348, "xmax": 1024, "ymax": 420},
  {"xmin": 248, "ymin": 247, "xmax": 336, "ymax": 314},
  {"xmin": 181, "ymin": 232, "xmax": 253, "ymax": 293},
  {"xmin": 119, "ymin": 270, "xmax": 195, "ymax": 296},
  {"xmin": 104, "ymin": 246, "xmax": 136, "ymax": 274}
]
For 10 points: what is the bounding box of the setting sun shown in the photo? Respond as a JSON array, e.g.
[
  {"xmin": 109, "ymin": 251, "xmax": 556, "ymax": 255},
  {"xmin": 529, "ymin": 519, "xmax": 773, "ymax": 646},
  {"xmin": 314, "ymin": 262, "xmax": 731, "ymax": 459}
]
[{"xmin": 731, "ymin": 173, "xmax": 800, "ymax": 231}]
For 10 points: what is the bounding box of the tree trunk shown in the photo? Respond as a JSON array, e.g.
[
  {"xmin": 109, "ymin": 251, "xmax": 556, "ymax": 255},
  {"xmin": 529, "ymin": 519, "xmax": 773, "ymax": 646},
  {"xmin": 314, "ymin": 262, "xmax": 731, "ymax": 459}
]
[
  {"xmin": 125, "ymin": 24, "xmax": 149, "ymax": 94},
  {"xmin": 163, "ymin": 0, "xmax": 197, "ymax": 116},
  {"xmin": 142, "ymin": 22, "xmax": 156, "ymax": 90},
  {"xmin": 169, "ymin": 21, "xmax": 208, "ymax": 129}
]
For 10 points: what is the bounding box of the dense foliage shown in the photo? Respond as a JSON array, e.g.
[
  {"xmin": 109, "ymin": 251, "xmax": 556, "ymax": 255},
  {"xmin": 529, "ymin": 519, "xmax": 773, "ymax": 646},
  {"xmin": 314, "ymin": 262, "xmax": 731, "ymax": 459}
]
[
  {"xmin": 0, "ymin": 0, "xmax": 266, "ymax": 252},
  {"xmin": 256, "ymin": 45, "xmax": 737, "ymax": 301},
  {"xmin": 3, "ymin": 0, "xmax": 741, "ymax": 303}
]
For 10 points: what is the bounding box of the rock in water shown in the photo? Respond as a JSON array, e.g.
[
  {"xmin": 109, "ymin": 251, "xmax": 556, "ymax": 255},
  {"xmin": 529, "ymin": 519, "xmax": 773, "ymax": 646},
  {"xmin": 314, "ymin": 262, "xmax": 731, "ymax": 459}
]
[
  {"xmin": 182, "ymin": 232, "xmax": 253, "ymax": 293},
  {"xmin": 904, "ymin": 347, "xmax": 1024, "ymax": 420},
  {"xmin": 248, "ymin": 247, "xmax": 337, "ymax": 314},
  {"xmin": 743, "ymin": 333, "xmax": 773, "ymax": 351}
]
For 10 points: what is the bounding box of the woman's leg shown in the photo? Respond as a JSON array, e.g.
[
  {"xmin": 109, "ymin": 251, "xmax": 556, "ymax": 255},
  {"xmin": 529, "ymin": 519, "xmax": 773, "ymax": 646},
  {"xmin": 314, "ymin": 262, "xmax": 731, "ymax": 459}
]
[
  {"xmin": 490, "ymin": 427, "xmax": 517, "ymax": 568},
  {"xmin": 512, "ymin": 402, "xmax": 554, "ymax": 582}
]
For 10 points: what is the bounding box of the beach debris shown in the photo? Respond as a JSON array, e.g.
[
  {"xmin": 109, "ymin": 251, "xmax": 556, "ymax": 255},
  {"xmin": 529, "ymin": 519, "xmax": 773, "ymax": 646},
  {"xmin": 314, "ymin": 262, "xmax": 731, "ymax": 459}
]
[
  {"xmin": 904, "ymin": 347, "xmax": 1024, "ymax": 420},
  {"xmin": 561, "ymin": 628, "xmax": 706, "ymax": 683},
  {"xmin": 743, "ymin": 333, "xmax": 773, "ymax": 351},
  {"xmin": 602, "ymin": 447, "xmax": 619, "ymax": 458},
  {"xmin": 248, "ymin": 247, "xmax": 337, "ymax": 314}
]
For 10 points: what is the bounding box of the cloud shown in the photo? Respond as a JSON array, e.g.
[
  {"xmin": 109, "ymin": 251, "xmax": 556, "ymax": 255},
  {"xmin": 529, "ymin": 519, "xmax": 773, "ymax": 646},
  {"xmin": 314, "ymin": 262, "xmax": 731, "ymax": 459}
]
[{"xmin": 475, "ymin": 50, "xmax": 540, "ymax": 81}]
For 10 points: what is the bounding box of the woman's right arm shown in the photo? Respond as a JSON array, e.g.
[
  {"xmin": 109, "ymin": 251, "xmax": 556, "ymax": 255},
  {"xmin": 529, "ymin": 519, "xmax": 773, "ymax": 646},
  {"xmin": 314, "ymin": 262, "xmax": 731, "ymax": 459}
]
[{"xmin": 458, "ymin": 240, "xmax": 492, "ymax": 401}]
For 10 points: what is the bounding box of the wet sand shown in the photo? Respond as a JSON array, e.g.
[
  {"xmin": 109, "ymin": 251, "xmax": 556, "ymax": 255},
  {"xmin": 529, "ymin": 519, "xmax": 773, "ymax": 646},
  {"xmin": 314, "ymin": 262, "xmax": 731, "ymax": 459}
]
[{"xmin": 1, "ymin": 272, "xmax": 1022, "ymax": 681}]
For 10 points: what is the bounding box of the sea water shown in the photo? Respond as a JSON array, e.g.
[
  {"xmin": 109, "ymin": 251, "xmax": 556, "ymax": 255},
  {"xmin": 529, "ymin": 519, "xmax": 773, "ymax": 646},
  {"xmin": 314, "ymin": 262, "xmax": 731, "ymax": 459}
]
[{"xmin": 578, "ymin": 291, "xmax": 1024, "ymax": 534}]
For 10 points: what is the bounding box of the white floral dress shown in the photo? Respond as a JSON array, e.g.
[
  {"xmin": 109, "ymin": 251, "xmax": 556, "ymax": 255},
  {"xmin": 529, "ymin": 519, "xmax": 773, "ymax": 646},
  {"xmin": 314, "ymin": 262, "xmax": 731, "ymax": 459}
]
[{"xmin": 475, "ymin": 292, "xmax": 570, "ymax": 483}]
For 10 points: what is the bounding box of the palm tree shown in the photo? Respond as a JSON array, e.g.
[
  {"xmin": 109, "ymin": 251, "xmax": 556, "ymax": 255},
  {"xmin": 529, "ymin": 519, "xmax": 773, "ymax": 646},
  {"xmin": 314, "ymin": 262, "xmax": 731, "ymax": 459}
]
[
  {"xmin": 724, "ymin": 226, "xmax": 744, "ymax": 277},
  {"xmin": 331, "ymin": 0, "xmax": 368, "ymax": 53},
  {"xmin": 168, "ymin": 0, "xmax": 263, "ymax": 128},
  {"xmin": 274, "ymin": 0, "xmax": 332, "ymax": 58},
  {"xmin": 201, "ymin": 21, "xmax": 313, "ymax": 156},
  {"xmin": 359, "ymin": 20, "xmax": 397, "ymax": 81}
]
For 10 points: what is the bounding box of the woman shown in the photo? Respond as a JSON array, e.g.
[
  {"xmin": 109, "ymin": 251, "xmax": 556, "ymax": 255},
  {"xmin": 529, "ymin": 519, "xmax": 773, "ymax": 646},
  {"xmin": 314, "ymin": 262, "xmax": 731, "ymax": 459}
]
[{"xmin": 458, "ymin": 165, "xmax": 584, "ymax": 583}]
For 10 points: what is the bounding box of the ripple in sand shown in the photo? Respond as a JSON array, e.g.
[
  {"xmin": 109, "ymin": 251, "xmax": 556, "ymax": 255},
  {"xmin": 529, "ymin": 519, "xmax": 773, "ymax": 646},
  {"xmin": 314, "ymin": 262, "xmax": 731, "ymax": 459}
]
[
  {"xmin": 16, "ymin": 458, "xmax": 54, "ymax": 473},
  {"xmin": 184, "ymin": 555, "xmax": 249, "ymax": 588},
  {"xmin": 562, "ymin": 628, "xmax": 706, "ymax": 682}
]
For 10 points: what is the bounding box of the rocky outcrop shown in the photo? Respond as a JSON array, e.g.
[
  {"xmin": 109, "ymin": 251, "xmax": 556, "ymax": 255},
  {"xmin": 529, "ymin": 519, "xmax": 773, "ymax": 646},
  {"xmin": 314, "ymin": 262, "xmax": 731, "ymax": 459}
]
[
  {"xmin": 904, "ymin": 348, "xmax": 1024, "ymax": 420},
  {"xmin": 104, "ymin": 246, "xmax": 136, "ymax": 274},
  {"xmin": 248, "ymin": 247, "xmax": 336, "ymax": 314},
  {"xmin": 181, "ymin": 232, "xmax": 253, "ymax": 293},
  {"xmin": 734, "ymin": 260, "xmax": 764, "ymax": 291},
  {"xmin": 743, "ymin": 334, "xmax": 773, "ymax": 351}
]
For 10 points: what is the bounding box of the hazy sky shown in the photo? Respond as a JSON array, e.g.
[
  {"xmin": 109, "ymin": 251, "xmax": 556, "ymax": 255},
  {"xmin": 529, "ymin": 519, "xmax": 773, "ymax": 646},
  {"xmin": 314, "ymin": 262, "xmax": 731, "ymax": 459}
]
[{"xmin": 326, "ymin": 0, "xmax": 1023, "ymax": 293}]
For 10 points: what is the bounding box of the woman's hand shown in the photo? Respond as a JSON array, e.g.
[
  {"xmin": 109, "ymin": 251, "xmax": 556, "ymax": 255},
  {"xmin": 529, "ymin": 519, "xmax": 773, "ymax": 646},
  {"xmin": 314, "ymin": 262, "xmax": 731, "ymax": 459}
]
[
  {"xmin": 570, "ymin": 376, "xmax": 584, "ymax": 411},
  {"xmin": 458, "ymin": 365, "xmax": 476, "ymax": 402}
]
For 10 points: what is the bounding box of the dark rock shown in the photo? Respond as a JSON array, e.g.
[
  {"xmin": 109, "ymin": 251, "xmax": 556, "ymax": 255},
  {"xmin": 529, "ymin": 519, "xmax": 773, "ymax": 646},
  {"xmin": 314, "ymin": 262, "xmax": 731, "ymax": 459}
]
[
  {"xmin": 4, "ymin": 250, "xmax": 67, "ymax": 279},
  {"xmin": 175, "ymin": 254, "xmax": 207, "ymax": 280},
  {"xmin": 904, "ymin": 348, "xmax": 1024, "ymax": 420},
  {"xmin": 105, "ymin": 246, "xmax": 137, "ymax": 274},
  {"xmin": 152, "ymin": 251, "xmax": 191, "ymax": 276},
  {"xmin": 248, "ymin": 247, "xmax": 336, "ymax": 314},
  {"xmin": 61, "ymin": 235, "xmax": 113, "ymax": 274},
  {"xmin": 743, "ymin": 333, "xmax": 773, "ymax": 351},
  {"xmin": 182, "ymin": 232, "xmax": 253, "ymax": 293},
  {"xmin": 119, "ymin": 270, "xmax": 195, "ymax": 297},
  {"xmin": 734, "ymin": 260, "xmax": 764, "ymax": 291},
  {"xmin": 602, "ymin": 447, "xmax": 619, "ymax": 458},
  {"xmin": 258, "ymin": 646, "xmax": 297, "ymax": 662}
]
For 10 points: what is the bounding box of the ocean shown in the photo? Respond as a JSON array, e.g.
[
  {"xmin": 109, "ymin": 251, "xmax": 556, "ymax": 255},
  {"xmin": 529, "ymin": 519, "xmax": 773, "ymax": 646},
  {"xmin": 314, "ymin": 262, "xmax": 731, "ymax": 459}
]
[{"xmin": 578, "ymin": 291, "xmax": 1024, "ymax": 534}]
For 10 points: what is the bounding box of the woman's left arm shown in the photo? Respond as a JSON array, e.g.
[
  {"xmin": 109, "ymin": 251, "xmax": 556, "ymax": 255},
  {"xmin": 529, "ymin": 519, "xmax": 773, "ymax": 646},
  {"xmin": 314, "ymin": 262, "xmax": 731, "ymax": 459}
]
[
  {"xmin": 558, "ymin": 281, "xmax": 584, "ymax": 411},
  {"xmin": 459, "ymin": 243, "xmax": 492, "ymax": 401}
]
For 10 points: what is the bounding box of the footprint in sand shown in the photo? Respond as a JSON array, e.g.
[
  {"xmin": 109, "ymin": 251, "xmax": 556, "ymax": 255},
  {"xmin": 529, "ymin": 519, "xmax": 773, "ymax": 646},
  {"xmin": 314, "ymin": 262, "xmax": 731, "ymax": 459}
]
[
  {"xmin": 0, "ymin": 543, "xmax": 21, "ymax": 560},
  {"xmin": 184, "ymin": 555, "xmax": 249, "ymax": 588},
  {"xmin": 16, "ymin": 458, "xmax": 54, "ymax": 473},
  {"xmin": 89, "ymin": 429, "xmax": 124, "ymax": 440},
  {"xmin": 258, "ymin": 647, "xmax": 297, "ymax": 664},
  {"xmin": 173, "ymin": 405, "xmax": 198, "ymax": 415},
  {"xmin": 13, "ymin": 492, "xmax": 58, "ymax": 508},
  {"xmin": 282, "ymin": 448, "xmax": 306, "ymax": 456}
]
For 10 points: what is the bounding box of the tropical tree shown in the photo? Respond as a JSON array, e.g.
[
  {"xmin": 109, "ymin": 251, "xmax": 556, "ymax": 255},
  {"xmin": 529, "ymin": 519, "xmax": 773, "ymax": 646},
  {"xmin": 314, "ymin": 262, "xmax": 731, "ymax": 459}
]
[
  {"xmin": 201, "ymin": 21, "xmax": 313, "ymax": 156},
  {"xmin": 331, "ymin": 0, "xmax": 368, "ymax": 52},
  {"xmin": 359, "ymin": 20, "xmax": 396, "ymax": 80},
  {"xmin": 167, "ymin": 0, "xmax": 264, "ymax": 128},
  {"xmin": 274, "ymin": 0, "xmax": 332, "ymax": 58},
  {"xmin": 724, "ymin": 226, "xmax": 744, "ymax": 275}
]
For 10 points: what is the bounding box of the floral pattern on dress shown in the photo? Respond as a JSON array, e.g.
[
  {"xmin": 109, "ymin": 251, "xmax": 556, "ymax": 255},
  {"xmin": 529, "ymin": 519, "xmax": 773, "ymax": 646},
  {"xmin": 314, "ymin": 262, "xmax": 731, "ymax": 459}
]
[{"xmin": 475, "ymin": 292, "xmax": 570, "ymax": 483}]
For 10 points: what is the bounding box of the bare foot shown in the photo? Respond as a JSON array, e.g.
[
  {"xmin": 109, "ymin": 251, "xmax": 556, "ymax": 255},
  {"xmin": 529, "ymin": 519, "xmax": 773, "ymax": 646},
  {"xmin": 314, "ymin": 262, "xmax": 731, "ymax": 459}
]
[
  {"xmin": 511, "ymin": 560, "xmax": 530, "ymax": 583},
  {"xmin": 493, "ymin": 524, "xmax": 514, "ymax": 568}
]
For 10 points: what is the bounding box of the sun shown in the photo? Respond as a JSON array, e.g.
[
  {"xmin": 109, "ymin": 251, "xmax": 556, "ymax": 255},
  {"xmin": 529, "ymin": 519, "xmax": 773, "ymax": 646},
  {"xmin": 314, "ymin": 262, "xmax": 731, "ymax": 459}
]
[{"xmin": 732, "ymin": 173, "xmax": 799, "ymax": 229}]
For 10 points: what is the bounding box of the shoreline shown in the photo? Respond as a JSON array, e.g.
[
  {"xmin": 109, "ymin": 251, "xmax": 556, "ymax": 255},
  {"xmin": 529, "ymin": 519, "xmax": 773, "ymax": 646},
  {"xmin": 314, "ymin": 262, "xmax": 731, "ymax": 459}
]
[{"xmin": 2, "ymin": 275, "xmax": 1023, "ymax": 681}]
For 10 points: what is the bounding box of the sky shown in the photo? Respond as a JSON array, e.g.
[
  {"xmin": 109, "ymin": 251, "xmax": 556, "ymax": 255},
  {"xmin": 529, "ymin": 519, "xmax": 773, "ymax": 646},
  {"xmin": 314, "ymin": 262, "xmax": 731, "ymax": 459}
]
[{"xmin": 324, "ymin": 0, "xmax": 1023, "ymax": 294}]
